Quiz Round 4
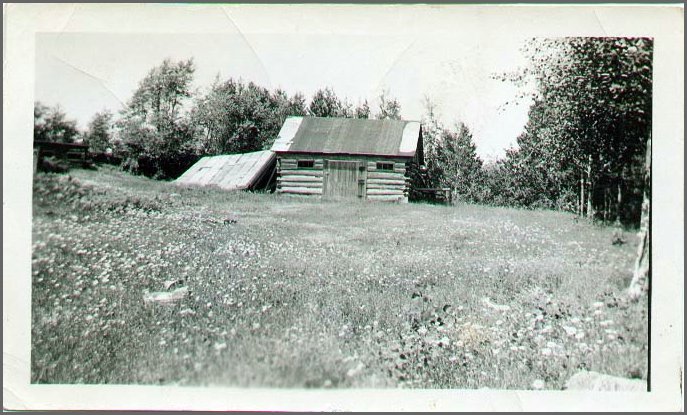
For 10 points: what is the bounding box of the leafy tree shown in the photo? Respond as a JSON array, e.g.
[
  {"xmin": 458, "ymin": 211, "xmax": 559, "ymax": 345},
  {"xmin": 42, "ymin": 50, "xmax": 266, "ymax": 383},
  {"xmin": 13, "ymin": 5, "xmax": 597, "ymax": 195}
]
[
  {"xmin": 192, "ymin": 78, "xmax": 307, "ymax": 155},
  {"xmin": 307, "ymin": 87, "xmax": 349, "ymax": 117},
  {"xmin": 411, "ymin": 98, "xmax": 485, "ymax": 203},
  {"xmin": 433, "ymin": 123, "xmax": 486, "ymax": 202},
  {"xmin": 84, "ymin": 110, "xmax": 114, "ymax": 153},
  {"xmin": 116, "ymin": 58, "xmax": 197, "ymax": 178},
  {"xmin": 34, "ymin": 102, "xmax": 80, "ymax": 143},
  {"xmin": 354, "ymin": 100, "xmax": 371, "ymax": 119},
  {"xmin": 376, "ymin": 90, "xmax": 402, "ymax": 120},
  {"xmin": 497, "ymin": 37, "xmax": 652, "ymax": 224}
]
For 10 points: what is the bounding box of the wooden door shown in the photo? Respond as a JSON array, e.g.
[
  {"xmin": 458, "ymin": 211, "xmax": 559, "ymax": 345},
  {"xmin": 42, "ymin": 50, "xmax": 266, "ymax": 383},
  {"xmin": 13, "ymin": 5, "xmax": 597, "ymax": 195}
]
[{"xmin": 324, "ymin": 160, "xmax": 359, "ymax": 198}]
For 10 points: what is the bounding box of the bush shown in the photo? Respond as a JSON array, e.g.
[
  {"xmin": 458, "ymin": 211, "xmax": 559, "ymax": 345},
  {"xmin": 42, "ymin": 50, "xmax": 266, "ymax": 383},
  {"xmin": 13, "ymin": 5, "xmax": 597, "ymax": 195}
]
[{"xmin": 39, "ymin": 156, "xmax": 70, "ymax": 173}]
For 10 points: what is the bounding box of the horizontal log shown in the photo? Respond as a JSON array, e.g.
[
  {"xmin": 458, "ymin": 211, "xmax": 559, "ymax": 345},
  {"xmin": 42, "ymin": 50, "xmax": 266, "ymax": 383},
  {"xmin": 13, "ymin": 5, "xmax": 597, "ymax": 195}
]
[
  {"xmin": 367, "ymin": 172, "xmax": 406, "ymax": 180},
  {"xmin": 366, "ymin": 189, "xmax": 405, "ymax": 196},
  {"xmin": 279, "ymin": 165, "xmax": 324, "ymax": 171},
  {"xmin": 280, "ymin": 158, "xmax": 323, "ymax": 163},
  {"xmin": 279, "ymin": 170, "xmax": 324, "ymax": 177},
  {"xmin": 279, "ymin": 187, "xmax": 323, "ymax": 195},
  {"xmin": 277, "ymin": 182, "xmax": 323, "ymax": 189},
  {"xmin": 365, "ymin": 178, "xmax": 407, "ymax": 186},
  {"xmin": 365, "ymin": 184, "xmax": 406, "ymax": 191},
  {"xmin": 277, "ymin": 176, "xmax": 323, "ymax": 183},
  {"xmin": 394, "ymin": 168, "xmax": 406, "ymax": 174}
]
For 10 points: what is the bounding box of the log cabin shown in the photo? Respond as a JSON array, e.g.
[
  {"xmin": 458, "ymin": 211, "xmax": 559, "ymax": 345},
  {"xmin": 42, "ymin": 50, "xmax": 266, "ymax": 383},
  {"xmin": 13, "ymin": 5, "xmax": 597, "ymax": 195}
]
[{"xmin": 271, "ymin": 116, "xmax": 423, "ymax": 202}]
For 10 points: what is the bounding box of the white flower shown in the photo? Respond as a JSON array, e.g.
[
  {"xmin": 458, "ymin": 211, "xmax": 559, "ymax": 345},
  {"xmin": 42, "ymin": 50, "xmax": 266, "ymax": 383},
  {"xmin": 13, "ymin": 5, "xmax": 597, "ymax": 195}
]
[
  {"xmin": 541, "ymin": 347, "xmax": 552, "ymax": 356},
  {"xmin": 532, "ymin": 379, "xmax": 545, "ymax": 390}
]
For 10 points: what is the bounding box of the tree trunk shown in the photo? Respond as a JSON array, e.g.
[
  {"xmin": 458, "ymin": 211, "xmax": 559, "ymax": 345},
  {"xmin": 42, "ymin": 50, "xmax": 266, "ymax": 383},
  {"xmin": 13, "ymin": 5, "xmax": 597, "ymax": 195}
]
[
  {"xmin": 586, "ymin": 155, "xmax": 594, "ymax": 220},
  {"xmin": 580, "ymin": 173, "xmax": 585, "ymax": 217},
  {"xmin": 603, "ymin": 187, "xmax": 609, "ymax": 222},
  {"xmin": 616, "ymin": 176, "xmax": 623, "ymax": 225},
  {"xmin": 628, "ymin": 138, "xmax": 651, "ymax": 300}
]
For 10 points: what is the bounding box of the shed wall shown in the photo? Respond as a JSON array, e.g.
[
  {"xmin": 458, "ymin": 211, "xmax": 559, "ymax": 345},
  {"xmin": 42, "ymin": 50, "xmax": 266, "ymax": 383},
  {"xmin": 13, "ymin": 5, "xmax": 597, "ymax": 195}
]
[{"xmin": 276, "ymin": 153, "xmax": 410, "ymax": 202}]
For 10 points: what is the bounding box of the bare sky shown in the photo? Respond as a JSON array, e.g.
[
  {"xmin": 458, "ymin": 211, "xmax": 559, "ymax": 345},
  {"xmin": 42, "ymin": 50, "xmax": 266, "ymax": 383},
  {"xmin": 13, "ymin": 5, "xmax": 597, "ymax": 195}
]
[{"xmin": 34, "ymin": 5, "xmax": 537, "ymax": 161}]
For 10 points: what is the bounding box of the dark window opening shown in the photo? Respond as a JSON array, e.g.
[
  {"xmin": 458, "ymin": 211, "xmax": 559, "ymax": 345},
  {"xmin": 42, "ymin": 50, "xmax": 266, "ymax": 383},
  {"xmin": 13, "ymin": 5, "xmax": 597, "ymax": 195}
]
[
  {"xmin": 297, "ymin": 160, "xmax": 315, "ymax": 168},
  {"xmin": 377, "ymin": 162, "xmax": 394, "ymax": 171}
]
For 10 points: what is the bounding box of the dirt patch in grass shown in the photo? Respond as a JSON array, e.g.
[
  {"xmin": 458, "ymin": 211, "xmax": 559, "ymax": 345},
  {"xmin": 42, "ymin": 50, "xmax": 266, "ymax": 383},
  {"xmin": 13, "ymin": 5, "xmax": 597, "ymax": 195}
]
[{"xmin": 30, "ymin": 167, "xmax": 648, "ymax": 389}]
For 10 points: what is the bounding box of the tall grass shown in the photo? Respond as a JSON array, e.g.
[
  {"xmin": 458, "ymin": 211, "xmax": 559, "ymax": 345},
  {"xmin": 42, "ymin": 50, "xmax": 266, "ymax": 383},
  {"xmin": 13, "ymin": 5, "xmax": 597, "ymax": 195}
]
[{"xmin": 31, "ymin": 166, "xmax": 647, "ymax": 388}]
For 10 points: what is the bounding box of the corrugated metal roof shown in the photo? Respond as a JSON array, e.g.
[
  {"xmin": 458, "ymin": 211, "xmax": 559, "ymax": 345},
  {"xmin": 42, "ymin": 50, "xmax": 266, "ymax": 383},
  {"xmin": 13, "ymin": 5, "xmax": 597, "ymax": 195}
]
[
  {"xmin": 174, "ymin": 150, "xmax": 275, "ymax": 191},
  {"xmin": 272, "ymin": 117, "xmax": 421, "ymax": 157}
]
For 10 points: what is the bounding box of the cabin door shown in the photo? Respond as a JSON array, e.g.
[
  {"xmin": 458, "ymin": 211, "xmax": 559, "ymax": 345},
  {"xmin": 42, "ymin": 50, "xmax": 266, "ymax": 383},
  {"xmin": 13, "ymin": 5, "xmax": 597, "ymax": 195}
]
[{"xmin": 324, "ymin": 160, "xmax": 360, "ymax": 199}]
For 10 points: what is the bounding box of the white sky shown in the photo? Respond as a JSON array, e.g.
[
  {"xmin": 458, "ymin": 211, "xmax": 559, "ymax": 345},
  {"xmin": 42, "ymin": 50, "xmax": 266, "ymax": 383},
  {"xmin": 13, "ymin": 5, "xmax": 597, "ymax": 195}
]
[{"xmin": 34, "ymin": 5, "xmax": 538, "ymax": 161}]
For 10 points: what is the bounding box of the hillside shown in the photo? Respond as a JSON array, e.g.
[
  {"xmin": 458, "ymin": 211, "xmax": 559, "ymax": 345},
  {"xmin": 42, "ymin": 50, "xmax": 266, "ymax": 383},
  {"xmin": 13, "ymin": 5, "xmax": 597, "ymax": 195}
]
[{"xmin": 31, "ymin": 166, "xmax": 648, "ymax": 388}]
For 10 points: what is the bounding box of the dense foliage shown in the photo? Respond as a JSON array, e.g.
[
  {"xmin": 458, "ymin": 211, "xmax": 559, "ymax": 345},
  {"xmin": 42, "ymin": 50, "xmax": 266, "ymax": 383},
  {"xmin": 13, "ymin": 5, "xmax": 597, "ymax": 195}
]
[
  {"xmin": 410, "ymin": 99, "xmax": 487, "ymax": 204},
  {"xmin": 84, "ymin": 110, "xmax": 114, "ymax": 154},
  {"xmin": 489, "ymin": 38, "xmax": 652, "ymax": 225},
  {"xmin": 113, "ymin": 58, "xmax": 198, "ymax": 178},
  {"xmin": 192, "ymin": 79, "xmax": 307, "ymax": 154},
  {"xmin": 33, "ymin": 102, "xmax": 80, "ymax": 143}
]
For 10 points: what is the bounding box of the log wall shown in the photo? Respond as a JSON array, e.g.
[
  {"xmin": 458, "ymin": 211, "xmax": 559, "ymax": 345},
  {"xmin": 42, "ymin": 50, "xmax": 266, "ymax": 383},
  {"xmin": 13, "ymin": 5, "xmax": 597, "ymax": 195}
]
[
  {"xmin": 276, "ymin": 155, "xmax": 410, "ymax": 202},
  {"xmin": 365, "ymin": 161, "xmax": 408, "ymax": 202},
  {"xmin": 276, "ymin": 157, "xmax": 325, "ymax": 196}
]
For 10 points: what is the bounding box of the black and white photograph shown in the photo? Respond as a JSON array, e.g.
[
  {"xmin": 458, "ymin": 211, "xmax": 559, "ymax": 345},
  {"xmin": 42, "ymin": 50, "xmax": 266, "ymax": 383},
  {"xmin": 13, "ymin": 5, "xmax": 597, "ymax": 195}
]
[{"xmin": 4, "ymin": 3, "xmax": 683, "ymax": 411}]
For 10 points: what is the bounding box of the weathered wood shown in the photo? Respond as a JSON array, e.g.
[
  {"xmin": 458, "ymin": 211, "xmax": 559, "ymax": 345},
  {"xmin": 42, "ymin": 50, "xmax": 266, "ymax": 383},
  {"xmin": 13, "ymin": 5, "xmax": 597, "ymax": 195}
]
[
  {"xmin": 366, "ymin": 188, "xmax": 405, "ymax": 196},
  {"xmin": 279, "ymin": 187, "xmax": 323, "ymax": 195},
  {"xmin": 324, "ymin": 160, "xmax": 359, "ymax": 198},
  {"xmin": 277, "ymin": 182, "xmax": 323, "ymax": 189},
  {"xmin": 279, "ymin": 165, "xmax": 324, "ymax": 171},
  {"xmin": 629, "ymin": 137, "xmax": 651, "ymax": 300},
  {"xmin": 366, "ymin": 178, "xmax": 407, "ymax": 186},
  {"xmin": 367, "ymin": 172, "xmax": 405, "ymax": 180},
  {"xmin": 279, "ymin": 170, "xmax": 324, "ymax": 177},
  {"xmin": 367, "ymin": 161, "xmax": 405, "ymax": 168},
  {"xmin": 366, "ymin": 184, "xmax": 406, "ymax": 191},
  {"xmin": 277, "ymin": 176, "xmax": 323, "ymax": 183}
]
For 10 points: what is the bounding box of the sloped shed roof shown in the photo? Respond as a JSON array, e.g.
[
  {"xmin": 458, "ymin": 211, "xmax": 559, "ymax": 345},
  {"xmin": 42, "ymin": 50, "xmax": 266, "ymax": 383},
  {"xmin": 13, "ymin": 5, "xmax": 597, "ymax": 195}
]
[
  {"xmin": 174, "ymin": 150, "xmax": 275, "ymax": 191},
  {"xmin": 271, "ymin": 116, "xmax": 421, "ymax": 158}
]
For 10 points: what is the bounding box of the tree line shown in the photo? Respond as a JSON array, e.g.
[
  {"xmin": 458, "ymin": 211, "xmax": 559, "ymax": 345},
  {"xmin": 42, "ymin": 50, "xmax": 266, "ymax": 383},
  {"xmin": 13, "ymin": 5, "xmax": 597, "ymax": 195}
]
[{"xmin": 34, "ymin": 37, "xmax": 651, "ymax": 227}]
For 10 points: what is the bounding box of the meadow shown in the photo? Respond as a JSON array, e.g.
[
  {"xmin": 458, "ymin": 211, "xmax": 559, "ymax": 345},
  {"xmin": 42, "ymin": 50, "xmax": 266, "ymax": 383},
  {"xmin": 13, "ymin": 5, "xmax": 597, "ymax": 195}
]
[{"xmin": 31, "ymin": 166, "xmax": 648, "ymax": 389}]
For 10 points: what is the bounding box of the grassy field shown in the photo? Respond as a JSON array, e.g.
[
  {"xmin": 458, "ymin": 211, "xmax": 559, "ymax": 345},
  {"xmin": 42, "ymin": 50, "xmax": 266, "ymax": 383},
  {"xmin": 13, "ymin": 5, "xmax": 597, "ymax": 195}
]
[{"xmin": 31, "ymin": 166, "xmax": 648, "ymax": 389}]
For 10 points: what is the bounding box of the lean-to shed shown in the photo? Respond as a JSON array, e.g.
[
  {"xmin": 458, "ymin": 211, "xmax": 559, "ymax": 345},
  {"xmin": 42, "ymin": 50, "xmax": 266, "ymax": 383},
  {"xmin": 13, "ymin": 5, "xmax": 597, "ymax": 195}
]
[
  {"xmin": 271, "ymin": 116, "xmax": 423, "ymax": 202},
  {"xmin": 174, "ymin": 150, "xmax": 276, "ymax": 191}
]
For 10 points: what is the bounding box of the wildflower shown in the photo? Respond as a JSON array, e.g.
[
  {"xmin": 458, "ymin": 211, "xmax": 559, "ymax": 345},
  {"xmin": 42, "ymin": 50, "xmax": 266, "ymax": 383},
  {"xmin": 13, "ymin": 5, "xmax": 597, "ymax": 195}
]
[
  {"xmin": 532, "ymin": 379, "xmax": 545, "ymax": 390},
  {"xmin": 562, "ymin": 326, "xmax": 577, "ymax": 336}
]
